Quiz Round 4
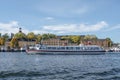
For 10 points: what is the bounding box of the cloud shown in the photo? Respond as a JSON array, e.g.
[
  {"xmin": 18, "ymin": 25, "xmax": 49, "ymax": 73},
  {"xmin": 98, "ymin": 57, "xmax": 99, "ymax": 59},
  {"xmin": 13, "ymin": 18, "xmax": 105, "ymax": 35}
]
[
  {"xmin": 44, "ymin": 17, "xmax": 54, "ymax": 21},
  {"xmin": 0, "ymin": 21, "xmax": 29, "ymax": 35},
  {"xmin": 0, "ymin": 21, "xmax": 18, "ymax": 34},
  {"xmin": 42, "ymin": 17, "xmax": 55, "ymax": 22},
  {"xmin": 104, "ymin": 24, "xmax": 120, "ymax": 31},
  {"xmin": 0, "ymin": 21, "xmax": 109, "ymax": 35},
  {"xmin": 32, "ymin": 30, "xmax": 48, "ymax": 34},
  {"xmin": 36, "ymin": 1, "xmax": 89, "ymax": 17},
  {"xmin": 41, "ymin": 21, "xmax": 108, "ymax": 34}
]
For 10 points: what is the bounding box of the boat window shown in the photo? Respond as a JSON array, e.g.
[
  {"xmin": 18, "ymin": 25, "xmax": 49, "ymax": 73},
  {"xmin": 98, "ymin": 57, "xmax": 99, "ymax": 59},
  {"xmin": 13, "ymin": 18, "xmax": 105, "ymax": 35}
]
[
  {"xmin": 84, "ymin": 47, "xmax": 88, "ymax": 50},
  {"xmin": 60, "ymin": 47, "xmax": 65, "ymax": 49},
  {"xmin": 70, "ymin": 47, "xmax": 73, "ymax": 50},
  {"xmin": 52, "ymin": 47, "xmax": 56, "ymax": 49},
  {"xmin": 56, "ymin": 47, "xmax": 60, "ymax": 49},
  {"xmin": 80, "ymin": 47, "xmax": 83, "ymax": 50},
  {"xmin": 94, "ymin": 47, "xmax": 99, "ymax": 50},
  {"xmin": 65, "ymin": 47, "xmax": 73, "ymax": 50},
  {"xmin": 76, "ymin": 47, "xmax": 80, "ymax": 50},
  {"xmin": 90, "ymin": 47, "xmax": 94, "ymax": 50},
  {"xmin": 66, "ymin": 47, "xmax": 69, "ymax": 50},
  {"xmin": 47, "ymin": 47, "xmax": 52, "ymax": 49}
]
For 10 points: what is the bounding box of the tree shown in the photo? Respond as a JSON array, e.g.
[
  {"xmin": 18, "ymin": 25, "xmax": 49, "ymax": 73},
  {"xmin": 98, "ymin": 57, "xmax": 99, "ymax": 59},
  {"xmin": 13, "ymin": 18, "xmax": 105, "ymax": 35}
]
[
  {"xmin": 0, "ymin": 33, "xmax": 9, "ymax": 46},
  {"xmin": 36, "ymin": 34, "xmax": 42, "ymax": 43},
  {"xmin": 14, "ymin": 32, "xmax": 26, "ymax": 40},
  {"xmin": 48, "ymin": 33, "xmax": 56, "ymax": 39},
  {"xmin": 106, "ymin": 37, "xmax": 112, "ymax": 47},
  {"xmin": 0, "ymin": 37, "xmax": 5, "ymax": 45},
  {"xmin": 42, "ymin": 34, "xmax": 49, "ymax": 40},
  {"xmin": 70, "ymin": 36, "xmax": 81, "ymax": 44},
  {"xmin": 27, "ymin": 32, "xmax": 35, "ymax": 41},
  {"xmin": 0, "ymin": 33, "xmax": 1, "ymax": 37},
  {"xmin": 84, "ymin": 35, "xmax": 97, "ymax": 40},
  {"xmin": 61, "ymin": 36, "xmax": 70, "ymax": 40},
  {"xmin": 10, "ymin": 37, "xmax": 19, "ymax": 48},
  {"xmin": 2, "ymin": 33, "xmax": 9, "ymax": 41},
  {"xmin": 41, "ymin": 33, "xmax": 56, "ymax": 40},
  {"xmin": 90, "ymin": 35, "xmax": 97, "ymax": 40}
]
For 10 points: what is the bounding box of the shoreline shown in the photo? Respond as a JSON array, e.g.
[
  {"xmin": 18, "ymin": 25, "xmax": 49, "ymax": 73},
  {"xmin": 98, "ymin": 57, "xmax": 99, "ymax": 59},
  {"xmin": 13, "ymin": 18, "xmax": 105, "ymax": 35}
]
[{"xmin": 0, "ymin": 50, "xmax": 26, "ymax": 52}]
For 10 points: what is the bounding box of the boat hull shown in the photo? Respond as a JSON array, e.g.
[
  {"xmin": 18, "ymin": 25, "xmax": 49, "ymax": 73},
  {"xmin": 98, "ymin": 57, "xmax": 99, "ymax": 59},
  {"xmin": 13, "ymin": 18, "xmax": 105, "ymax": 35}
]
[{"xmin": 26, "ymin": 49, "xmax": 105, "ymax": 55}]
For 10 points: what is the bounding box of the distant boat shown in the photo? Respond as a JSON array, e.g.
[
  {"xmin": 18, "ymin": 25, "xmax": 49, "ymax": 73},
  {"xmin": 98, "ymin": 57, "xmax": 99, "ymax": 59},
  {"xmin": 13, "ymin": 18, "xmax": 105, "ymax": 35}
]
[
  {"xmin": 26, "ymin": 44, "xmax": 105, "ymax": 55},
  {"xmin": 108, "ymin": 47, "xmax": 120, "ymax": 52}
]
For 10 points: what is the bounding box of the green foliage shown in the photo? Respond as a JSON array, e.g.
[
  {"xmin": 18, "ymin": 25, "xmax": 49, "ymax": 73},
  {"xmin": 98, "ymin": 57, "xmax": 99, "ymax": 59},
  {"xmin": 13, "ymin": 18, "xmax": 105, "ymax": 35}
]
[
  {"xmin": 71, "ymin": 36, "xmax": 80, "ymax": 44},
  {"xmin": 36, "ymin": 34, "xmax": 42, "ymax": 43},
  {"xmin": 0, "ymin": 37, "xmax": 5, "ymax": 45},
  {"xmin": 66, "ymin": 36, "xmax": 80, "ymax": 44},
  {"xmin": 42, "ymin": 33, "xmax": 56, "ymax": 40},
  {"xmin": 10, "ymin": 37, "xmax": 19, "ymax": 48},
  {"xmin": 61, "ymin": 35, "xmax": 81, "ymax": 44},
  {"xmin": 61, "ymin": 36, "xmax": 70, "ymax": 40},
  {"xmin": 14, "ymin": 32, "xmax": 26, "ymax": 39},
  {"xmin": 2, "ymin": 33, "xmax": 9, "ymax": 40},
  {"xmin": 27, "ymin": 32, "xmax": 35, "ymax": 40},
  {"xmin": 48, "ymin": 33, "xmax": 56, "ymax": 39},
  {"xmin": 42, "ymin": 34, "xmax": 49, "ymax": 40},
  {"xmin": 0, "ymin": 33, "xmax": 1, "ymax": 37},
  {"xmin": 0, "ymin": 33, "xmax": 9, "ymax": 45},
  {"xmin": 84, "ymin": 35, "xmax": 97, "ymax": 40},
  {"xmin": 106, "ymin": 37, "xmax": 112, "ymax": 47}
]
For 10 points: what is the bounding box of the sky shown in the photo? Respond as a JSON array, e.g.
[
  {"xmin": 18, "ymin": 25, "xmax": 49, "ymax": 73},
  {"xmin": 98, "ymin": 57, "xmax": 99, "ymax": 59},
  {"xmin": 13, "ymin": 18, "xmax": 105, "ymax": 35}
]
[{"xmin": 0, "ymin": 0, "xmax": 120, "ymax": 43}]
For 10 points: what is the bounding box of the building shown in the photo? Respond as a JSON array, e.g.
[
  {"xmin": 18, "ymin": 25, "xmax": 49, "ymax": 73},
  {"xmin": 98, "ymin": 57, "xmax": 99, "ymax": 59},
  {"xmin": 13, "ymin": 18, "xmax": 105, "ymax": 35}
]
[
  {"xmin": 81, "ymin": 39, "xmax": 110, "ymax": 47},
  {"xmin": 41, "ymin": 39, "xmax": 69, "ymax": 46}
]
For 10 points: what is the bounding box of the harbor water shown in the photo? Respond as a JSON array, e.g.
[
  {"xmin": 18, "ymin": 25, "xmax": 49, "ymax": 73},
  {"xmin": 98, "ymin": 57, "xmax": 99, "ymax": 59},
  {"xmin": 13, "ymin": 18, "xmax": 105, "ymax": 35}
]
[{"xmin": 0, "ymin": 52, "xmax": 120, "ymax": 80}]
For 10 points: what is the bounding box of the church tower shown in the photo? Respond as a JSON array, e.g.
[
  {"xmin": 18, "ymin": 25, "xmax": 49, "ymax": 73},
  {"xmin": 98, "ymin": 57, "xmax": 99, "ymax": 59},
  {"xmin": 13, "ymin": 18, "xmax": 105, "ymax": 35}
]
[{"xmin": 19, "ymin": 27, "xmax": 22, "ymax": 33}]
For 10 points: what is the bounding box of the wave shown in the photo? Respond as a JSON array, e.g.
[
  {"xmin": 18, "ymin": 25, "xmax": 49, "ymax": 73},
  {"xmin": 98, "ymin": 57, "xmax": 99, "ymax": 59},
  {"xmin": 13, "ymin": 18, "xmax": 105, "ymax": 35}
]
[
  {"xmin": 83, "ymin": 67, "xmax": 120, "ymax": 77},
  {"xmin": 1, "ymin": 68, "xmax": 120, "ymax": 79},
  {"xmin": 0, "ymin": 69, "xmax": 70, "ymax": 78},
  {"xmin": 0, "ymin": 70, "xmax": 41, "ymax": 78},
  {"xmin": 82, "ymin": 68, "xmax": 120, "ymax": 80},
  {"xmin": 96, "ymin": 76, "xmax": 120, "ymax": 80}
]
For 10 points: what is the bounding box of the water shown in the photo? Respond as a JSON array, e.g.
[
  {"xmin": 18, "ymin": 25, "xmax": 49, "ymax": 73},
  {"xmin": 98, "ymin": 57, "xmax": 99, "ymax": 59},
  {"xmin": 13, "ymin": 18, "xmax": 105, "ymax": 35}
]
[{"xmin": 0, "ymin": 52, "xmax": 120, "ymax": 80}]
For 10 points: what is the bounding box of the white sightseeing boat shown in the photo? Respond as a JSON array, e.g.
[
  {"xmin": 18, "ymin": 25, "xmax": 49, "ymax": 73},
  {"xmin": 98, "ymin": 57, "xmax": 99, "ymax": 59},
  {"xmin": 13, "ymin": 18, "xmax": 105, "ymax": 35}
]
[{"xmin": 26, "ymin": 44, "xmax": 105, "ymax": 55}]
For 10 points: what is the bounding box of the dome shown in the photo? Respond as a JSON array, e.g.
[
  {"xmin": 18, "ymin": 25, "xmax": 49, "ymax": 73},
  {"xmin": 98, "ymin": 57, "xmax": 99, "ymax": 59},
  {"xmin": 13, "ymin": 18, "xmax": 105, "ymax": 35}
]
[{"xmin": 14, "ymin": 28, "xmax": 26, "ymax": 39}]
